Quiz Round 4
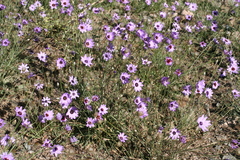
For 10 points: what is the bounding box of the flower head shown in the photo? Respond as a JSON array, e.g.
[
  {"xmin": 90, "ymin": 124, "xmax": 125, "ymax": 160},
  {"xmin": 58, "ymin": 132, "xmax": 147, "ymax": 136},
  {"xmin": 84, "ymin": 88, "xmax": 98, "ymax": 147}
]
[
  {"xmin": 69, "ymin": 76, "xmax": 78, "ymax": 86},
  {"xmin": 0, "ymin": 118, "xmax": 6, "ymax": 128},
  {"xmin": 81, "ymin": 54, "xmax": 93, "ymax": 67},
  {"xmin": 168, "ymin": 101, "xmax": 179, "ymax": 111},
  {"xmin": 56, "ymin": 58, "xmax": 66, "ymax": 69},
  {"xmin": 51, "ymin": 145, "xmax": 64, "ymax": 157},
  {"xmin": 85, "ymin": 38, "xmax": 95, "ymax": 48},
  {"xmin": 15, "ymin": 106, "xmax": 26, "ymax": 119},
  {"xmin": 98, "ymin": 104, "xmax": 108, "ymax": 115},
  {"xmin": 169, "ymin": 128, "xmax": 181, "ymax": 140},
  {"xmin": 66, "ymin": 106, "xmax": 79, "ymax": 119},
  {"xmin": 59, "ymin": 93, "xmax": 72, "ymax": 108},
  {"xmin": 132, "ymin": 79, "xmax": 143, "ymax": 92},
  {"xmin": 0, "ymin": 152, "xmax": 15, "ymax": 160},
  {"xmin": 86, "ymin": 117, "xmax": 95, "ymax": 128},
  {"xmin": 197, "ymin": 115, "xmax": 211, "ymax": 132},
  {"xmin": 37, "ymin": 52, "xmax": 47, "ymax": 62},
  {"xmin": 42, "ymin": 97, "xmax": 51, "ymax": 107},
  {"xmin": 118, "ymin": 132, "xmax": 128, "ymax": 142},
  {"xmin": 160, "ymin": 77, "xmax": 170, "ymax": 87},
  {"xmin": 18, "ymin": 63, "xmax": 29, "ymax": 73}
]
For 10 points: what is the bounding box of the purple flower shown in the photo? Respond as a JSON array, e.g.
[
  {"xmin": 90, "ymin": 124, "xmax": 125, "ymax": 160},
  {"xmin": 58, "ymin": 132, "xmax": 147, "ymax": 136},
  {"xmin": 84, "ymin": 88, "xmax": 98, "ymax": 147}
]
[
  {"xmin": 165, "ymin": 57, "xmax": 173, "ymax": 66},
  {"xmin": 227, "ymin": 63, "xmax": 239, "ymax": 74},
  {"xmin": 59, "ymin": 93, "xmax": 72, "ymax": 109},
  {"xmin": 84, "ymin": 97, "xmax": 91, "ymax": 105},
  {"xmin": 0, "ymin": 152, "xmax": 15, "ymax": 160},
  {"xmin": 65, "ymin": 124, "xmax": 72, "ymax": 131},
  {"xmin": 56, "ymin": 113, "xmax": 67, "ymax": 122},
  {"xmin": 91, "ymin": 95, "xmax": 100, "ymax": 102},
  {"xmin": 85, "ymin": 38, "xmax": 94, "ymax": 48},
  {"xmin": 126, "ymin": 64, "xmax": 137, "ymax": 73},
  {"xmin": 160, "ymin": 77, "xmax": 170, "ymax": 87},
  {"xmin": 132, "ymin": 79, "xmax": 143, "ymax": 92},
  {"xmin": 2, "ymin": 39, "xmax": 10, "ymax": 46},
  {"xmin": 197, "ymin": 115, "xmax": 211, "ymax": 132},
  {"xmin": 56, "ymin": 58, "xmax": 66, "ymax": 69},
  {"xmin": 154, "ymin": 22, "xmax": 164, "ymax": 31},
  {"xmin": 49, "ymin": 0, "xmax": 58, "ymax": 9},
  {"xmin": 153, "ymin": 33, "xmax": 164, "ymax": 43},
  {"xmin": 182, "ymin": 85, "xmax": 192, "ymax": 96},
  {"xmin": 206, "ymin": 15, "xmax": 213, "ymax": 20},
  {"xmin": 118, "ymin": 132, "xmax": 128, "ymax": 142},
  {"xmin": 169, "ymin": 128, "xmax": 181, "ymax": 140},
  {"xmin": 34, "ymin": 83, "xmax": 44, "ymax": 90},
  {"xmin": 66, "ymin": 106, "xmax": 79, "ymax": 119},
  {"xmin": 189, "ymin": 3, "xmax": 198, "ymax": 11},
  {"xmin": 168, "ymin": 101, "xmax": 179, "ymax": 111},
  {"xmin": 34, "ymin": 27, "xmax": 42, "ymax": 33},
  {"xmin": 142, "ymin": 58, "xmax": 152, "ymax": 65},
  {"xmin": 69, "ymin": 90, "xmax": 79, "ymax": 99},
  {"xmin": 0, "ymin": 4, "xmax": 6, "ymax": 10},
  {"xmin": 70, "ymin": 136, "xmax": 78, "ymax": 143},
  {"xmin": 204, "ymin": 88, "xmax": 213, "ymax": 99},
  {"xmin": 42, "ymin": 97, "xmax": 51, "ymax": 107},
  {"xmin": 136, "ymin": 29, "xmax": 148, "ymax": 40},
  {"xmin": 212, "ymin": 10, "xmax": 219, "ymax": 16},
  {"xmin": 21, "ymin": 118, "xmax": 32, "ymax": 128},
  {"xmin": 0, "ymin": 118, "xmax": 6, "ymax": 128},
  {"xmin": 185, "ymin": 15, "xmax": 192, "ymax": 20},
  {"xmin": 78, "ymin": 23, "xmax": 88, "ymax": 33},
  {"xmin": 98, "ymin": 104, "xmax": 108, "ymax": 115},
  {"xmin": 42, "ymin": 139, "xmax": 52, "ymax": 148},
  {"xmin": 61, "ymin": 0, "xmax": 71, "ymax": 7},
  {"xmin": 126, "ymin": 22, "xmax": 136, "ymax": 31},
  {"xmin": 81, "ymin": 54, "xmax": 93, "ymax": 67},
  {"xmin": 37, "ymin": 51, "xmax": 47, "ymax": 62},
  {"xmin": 51, "ymin": 145, "xmax": 64, "ymax": 157},
  {"xmin": 221, "ymin": 37, "xmax": 231, "ymax": 45},
  {"xmin": 120, "ymin": 72, "xmax": 131, "ymax": 84},
  {"xmin": 106, "ymin": 32, "xmax": 115, "ymax": 41},
  {"xmin": 158, "ymin": 126, "xmax": 164, "ymax": 133},
  {"xmin": 212, "ymin": 81, "xmax": 220, "ymax": 89},
  {"xmin": 200, "ymin": 41, "xmax": 207, "ymax": 47},
  {"xmin": 138, "ymin": 107, "xmax": 148, "ymax": 118},
  {"xmin": 159, "ymin": 12, "xmax": 167, "ymax": 18},
  {"xmin": 179, "ymin": 135, "xmax": 187, "ymax": 143},
  {"xmin": 15, "ymin": 106, "xmax": 26, "ymax": 119},
  {"xmin": 86, "ymin": 117, "xmax": 95, "ymax": 128},
  {"xmin": 69, "ymin": 76, "xmax": 78, "ymax": 85},
  {"xmin": 174, "ymin": 69, "xmax": 182, "ymax": 76},
  {"xmin": 43, "ymin": 110, "xmax": 54, "ymax": 121},
  {"xmin": 232, "ymin": 89, "xmax": 240, "ymax": 98},
  {"xmin": 165, "ymin": 44, "xmax": 175, "ymax": 52},
  {"xmin": 103, "ymin": 52, "xmax": 113, "ymax": 61},
  {"xmin": 0, "ymin": 134, "xmax": 11, "ymax": 146},
  {"xmin": 18, "ymin": 63, "xmax": 29, "ymax": 73},
  {"xmin": 230, "ymin": 139, "xmax": 239, "ymax": 149}
]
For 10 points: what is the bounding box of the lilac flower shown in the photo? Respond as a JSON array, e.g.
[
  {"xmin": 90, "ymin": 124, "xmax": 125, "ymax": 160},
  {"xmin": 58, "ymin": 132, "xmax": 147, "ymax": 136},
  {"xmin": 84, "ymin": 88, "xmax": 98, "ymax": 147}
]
[
  {"xmin": 106, "ymin": 32, "xmax": 115, "ymax": 41},
  {"xmin": 206, "ymin": 15, "xmax": 213, "ymax": 20},
  {"xmin": 37, "ymin": 52, "xmax": 47, "ymax": 62},
  {"xmin": 85, "ymin": 39, "xmax": 94, "ymax": 48},
  {"xmin": 171, "ymin": 31, "xmax": 179, "ymax": 39},
  {"xmin": 34, "ymin": 27, "xmax": 42, "ymax": 33},
  {"xmin": 29, "ymin": 4, "xmax": 37, "ymax": 11},
  {"xmin": 126, "ymin": 22, "xmax": 136, "ymax": 31},
  {"xmin": 49, "ymin": 0, "xmax": 58, "ymax": 9},
  {"xmin": 154, "ymin": 22, "xmax": 164, "ymax": 31},
  {"xmin": 69, "ymin": 90, "xmax": 79, "ymax": 99},
  {"xmin": 125, "ymin": 5, "xmax": 131, "ymax": 11},
  {"xmin": 44, "ymin": 110, "xmax": 54, "ymax": 121},
  {"xmin": 69, "ymin": 76, "xmax": 78, "ymax": 86},
  {"xmin": 159, "ymin": 12, "xmax": 167, "ymax": 18},
  {"xmin": 18, "ymin": 63, "xmax": 29, "ymax": 73},
  {"xmin": 232, "ymin": 89, "xmax": 240, "ymax": 98},
  {"xmin": 65, "ymin": 124, "xmax": 72, "ymax": 131},
  {"xmin": 98, "ymin": 104, "xmax": 108, "ymax": 115},
  {"xmin": 212, "ymin": 81, "xmax": 220, "ymax": 89},
  {"xmin": 160, "ymin": 77, "xmax": 170, "ymax": 87},
  {"xmin": 221, "ymin": 37, "xmax": 231, "ymax": 45},
  {"xmin": 136, "ymin": 29, "xmax": 148, "ymax": 40},
  {"xmin": 0, "ymin": 152, "xmax": 15, "ymax": 160},
  {"xmin": 132, "ymin": 79, "xmax": 144, "ymax": 92},
  {"xmin": 0, "ymin": 119, "xmax": 6, "ymax": 128},
  {"xmin": 145, "ymin": 39, "xmax": 158, "ymax": 49},
  {"xmin": 118, "ymin": 132, "xmax": 128, "ymax": 142},
  {"xmin": 81, "ymin": 54, "xmax": 93, "ymax": 67},
  {"xmin": 163, "ymin": 2, "xmax": 168, "ymax": 8},
  {"xmin": 153, "ymin": 33, "xmax": 164, "ymax": 43},
  {"xmin": 227, "ymin": 63, "xmax": 239, "ymax": 74},
  {"xmin": 78, "ymin": 23, "xmax": 88, "ymax": 33},
  {"xmin": 59, "ymin": 93, "xmax": 72, "ymax": 108},
  {"xmin": 0, "ymin": 134, "xmax": 11, "ymax": 146},
  {"xmin": 90, "ymin": 95, "xmax": 99, "ymax": 102},
  {"xmin": 84, "ymin": 97, "xmax": 91, "ymax": 105},
  {"xmin": 126, "ymin": 64, "xmax": 137, "ymax": 73},
  {"xmin": 179, "ymin": 135, "xmax": 187, "ymax": 143},
  {"xmin": 103, "ymin": 52, "xmax": 113, "ymax": 61},
  {"xmin": 142, "ymin": 58, "xmax": 152, "ymax": 65},
  {"xmin": 134, "ymin": 97, "xmax": 142, "ymax": 105},
  {"xmin": 138, "ymin": 107, "xmax": 148, "ymax": 118},
  {"xmin": 230, "ymin": 139, "xmax": 239, "ymax": 149},
  {"xmin": 158, "ymin": 126, "xmax": 164, "ymax": 133},
  {"xmin": 212, "ymin": 10, "xmax": 219, "ymax": 16},
  {"xmin": 195, "ymin": 80, "xmax": 205, "ymax": 94},
  {"xmin": 51, "ymin": 145, "xmax": 64, "ymax": 157},
  {"xmin": 185, "ymin": 15, "xmax": 192, "ymax": 20},
  {"xmin": 165, "ymin": 44, "xmax": 175, "ymax": 52},
  {"xmin": 15, "ymin": 106, "xmax": 26, "ymax": 119},
  {"xmin": 165, "ymin": 57, "xmax": 173, "ymax": 66},
  {"xmin": 61, "ymin": 0, "xmax": 70, "ymax": 7},
  {"xmin": 85, "ymin": 105, "xmax": 93, "ymax": 111},
  {"xmin": 200, "ymin": 41, "xmax": 207, "ymax": 47},
  {"xmin": 0, "ymin": 4, "xmax": 6, "ymax": 10},
  {"xmin": 2, "ymin": 39, "xmax": 10, "ymax": 46},
  {"xmin": 66, "ymin": 106, "xmax": 79, "ymax": 119},
  {"xmin": 86, "ymin": 117, "xmax": 95, "ymax": 128},
  {"xmin": 189, "ymin": 3, "xmax": 198, "ymax": 11},
  {"xmin": 197, "ymin": 115, "xmax": 211, "ymax": 132},
  {"xmin": 169, "ymin": 128, "xmax": 181, "ymax": 140},
  {"xmin": 174, "ymin": 69, "xmax": 182, "ymax": 76},
  {"xmin": 205, "ymin": 88, "xmax": 213, "ymax": 99},
  {"xmin": 34, "ymin": 83, "xmax": 44, "ymax": 90},
  {"xmin": 70, "ymin": 136, "xmax": 78, "ymax": 143},
  {"xmin": 21, "ymin": 119, "xmax": 33, "ymax": 128},
  {"xmin": 56, "ymin": 113, "xmax": 67, "ymax": 122},
  {"xmin": 168, "ymin": 101, "xmax": 179, "ymax": 111},
  {"xmin": 42, "ymin": 139, "xmax": 53, "ymax": 148},
  {"xmin": 182, "ymin": 85, "xmax": 192, "ymax": 96},
  {"xmin": 42, "ymin": 97, "xmax": 51, "ymax": 107},
  {"xmin": 56, "ymin": 58, "xmax": 66, "ymax": 69}
]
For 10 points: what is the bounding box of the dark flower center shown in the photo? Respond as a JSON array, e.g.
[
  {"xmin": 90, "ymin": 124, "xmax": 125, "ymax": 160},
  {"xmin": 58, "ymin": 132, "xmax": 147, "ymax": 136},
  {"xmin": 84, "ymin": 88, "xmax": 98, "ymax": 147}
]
[{"xmin": 63, "ymin": 96, "xmax": 67, "ymax": 100}]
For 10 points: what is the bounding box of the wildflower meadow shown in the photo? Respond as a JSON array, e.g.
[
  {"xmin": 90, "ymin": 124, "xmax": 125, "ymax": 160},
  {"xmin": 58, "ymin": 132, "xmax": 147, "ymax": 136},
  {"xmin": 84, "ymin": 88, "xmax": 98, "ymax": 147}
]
[{"xmin": 0, "ymin": 0, "xmax": 240, "ymax": 159}]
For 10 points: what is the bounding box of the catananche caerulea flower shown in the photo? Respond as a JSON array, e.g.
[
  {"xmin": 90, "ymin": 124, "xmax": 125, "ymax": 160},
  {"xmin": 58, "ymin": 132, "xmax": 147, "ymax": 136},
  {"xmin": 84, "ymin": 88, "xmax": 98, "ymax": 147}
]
[
  {"xmin": 81, "ymin": 54, "xmax": 93, "ymax": 67},
  {"xmin": 169, "ymin": 128, "xmax": 181, "ymax": 140},
  {"xmin": 51, "ymin": 145, "xmax": 64, "ymax": 157},
  {"xmin": 197, "ymin": 115, "xmax": 211, "ymax": 132},
  {"xmin": 118, "ymin": 132, "xmax": 128, "ymax": 142}
]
